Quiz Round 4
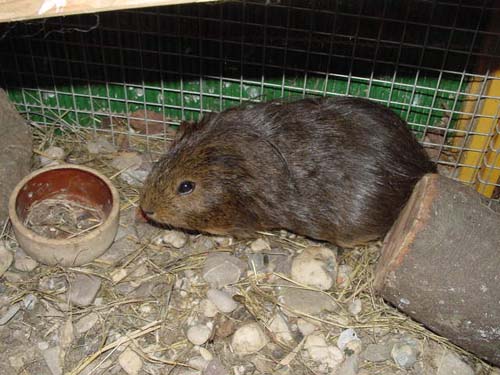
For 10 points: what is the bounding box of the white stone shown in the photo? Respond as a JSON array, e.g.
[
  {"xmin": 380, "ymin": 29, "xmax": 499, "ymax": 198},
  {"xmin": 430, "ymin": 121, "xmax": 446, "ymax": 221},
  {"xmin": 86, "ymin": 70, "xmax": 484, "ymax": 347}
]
[
  {"xmin": 202, "ymin": 253, "xmax": 246, "ymax": 288},
  {"xmin": 0, "ymin": 242, "xmax": 13, "ymax": 277},
  {"xmin": 0, "ymin": 303, "xmax": 21, "ymax": 325},
  {"xmin": 391, "ymin": 343, "xmax": 418, "ymax": 369},
  {"xmin": 337, "ymin": 264, "xmax": 353, "ymax": 289},
  {"xmin": 435, "ymin": 352, "xmax": 474, "ymax": 375},
  {"xmin": 119, "ymin": 348, "xmax": 143, "ymax": 375},
  {"xmin": 201, "ymin": 298, "xmax": 219, "ymax": 318},
  {"xmin": 14, "ymin": 248, "xmax": 38, "ymax": 272},
  {"xmin": 297, "ymin": 318, "xmax": 318, "ymax": 337},
  {"xmin": 231, "ymin": 322, "xmax": 269, "ymax": 355},
  {"xmin": 207, "ymin": 289, "xmax": 238, "ymax": 313},
  {"xmin": 337, "ymin": 328, "xmax": 360, "ymax": 351},
  {"xmin": 86, "ymin": 138, "xmax": 117, "ymax": 154},
  {"xmin": 290, "ymin": 246, "xmax": 338, "ymax": 290},
  {"xmin": 304, "ymin": 334, "xmax": 344, "ymax": 370},
  {"xmin": 348, "ymin": 298, "xmax": 362, "ymax": 316},
  {"xmin": 38, "ymin": 341, "xmax": 49, "ymax": 350},
  {"xmin": 75, "ymin": 312, "xmax": 99, "ymax": 334},
  {"xmin": 42, "ymin": 346, "xmax": 62, "ymax": 375},
  {"xmin": 187, "ymin": 324, "xmax": 212, "ymax": 346},
  {"xmin": 161, "ymin": 230, "xmax": 188, "ymax": 249},
  {"xmin": 199, "ymin": 347, "xmax": 213, "ymax": 361},
  {"xmin": 69, "ymin": 274, "xmax": 101, "ymax": 306},
  {"xmin": 268, "ymin": 313, "xmax": 294, "ymax": 344},
  {"xmin": 250, "ymin": 238, "xmax": 270, "ymax": 252},
  {"xmin": 362, "ymin": 342, "xmax": 394, "ymax": 362},
  {"xmin": 188, "ymin": 356, "xmax": 209, "ymax": 371},
  {"xmin": 40, "ymin": 146, "xmax": 65, "ymax": 166}
]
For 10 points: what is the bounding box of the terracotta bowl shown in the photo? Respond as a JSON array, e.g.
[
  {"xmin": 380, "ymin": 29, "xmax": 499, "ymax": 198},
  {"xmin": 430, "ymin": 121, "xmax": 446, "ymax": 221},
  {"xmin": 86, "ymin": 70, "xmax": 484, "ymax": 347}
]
[{"xmin": 8, "ymin": 164, "xmax": 120, "ymax": 266}]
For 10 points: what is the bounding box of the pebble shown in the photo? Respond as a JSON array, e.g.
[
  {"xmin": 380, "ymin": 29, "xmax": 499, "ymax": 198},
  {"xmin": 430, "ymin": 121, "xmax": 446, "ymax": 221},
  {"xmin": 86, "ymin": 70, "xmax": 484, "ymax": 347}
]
[
  {"xmin": 38, "ymin": 341, "xmax": 49, "ymax": 350},
  {"xmin": 111, "ymin": 152, "xmax": 143, "ymax": 170},
  {"xmin": 69, "ymin": 274, "xmax": 101, "ymax": 307},
  {"xmin": 201, "ymin": 298, "xmax": 219, "ymax": 318},
  {"xmin": 434, "ymin": 352, "xmax": 474, "ymax": 375},
  {"xmin": 212, "ymin": 236, "xmax": 233, "ymax": 247},
  {"xmin": 391, "ymin": 342, "xmax": 418, "ymax": 368},
  {"xmin": 231, "ymin": 322, "xmax": 269, "ymax": 354},
  {"xmin": 337, "ymin": 264, "xmax": 353, "ymax": 289},
  {"xmin": 250, "ymin": 238, "xmax": 270, "ymax": 252},
  {"xmin": 207, "ymin": 289, "xmax": 238, "ymax": 313},
  {"xmin": 348, "ymin": 298, "xmax": 362, "ymax": 316},
  {"xmin": 0, "ymin": 303, "xmax": 21, "ymax": 325},
  {"xmin": 161, "ymin": 230, "xmax": 188, "ymax": 249},
  {"xmin": 202, "ymin": 253, "xmax": 246, "ymax": 288},
  {"xmin": 304, "ymin": 334, "xmax": 344, "ymax": 371},
  {"xmin": 199, "ymin": 347, "xmax": 213, "ymax": 361},
  {"xmin": 337, "ymin": 328, "xmax": 360, "ymax": 351},
  {"xmin": 0, "ymin": 242, "xmax": 13, "ymax": 277},
  {"xmin": 268, "ymin": 313, "xmax": 294, "ymax": 344},
  {"xmin": 290, "ymin": 246, "xmax": 338, "ymax": 290},
  {"xmin": 14, "ymin": 248, "xmax": 38, "ymax": 272},
  {"xmin": 203, "ymin": 358, "xmax": 229, "ymax": 375},
  {"xmin": 362, "ymin": 342, "xmax": 394, "ymax": 362},
  {"xmin": 337, "ymin": 353, "xmax": 359, "ymax": 375},
  {"xmin": 75, "ymin": 312, "xmax": 99, "ymax": 334},
  {"xmin": 297, "ymin": 318, "xmax": 318, "ymax": 336},
  {"xmin": 189, "ymin": 356, "xmax": 209, "ymax": 371},
  {"xmin": 187, "ymin": 324, "xmax": 213, "ymax": 346},
  {"xmin": 40, "ymin": 146, "xmax": 65, "ymax": 166},
  {"xmin": 86, "ymin": 138, "xmax": 117, "ymax": 154},
  {"xmin": 42, "ymin": 346, "xmax": 62, "ymax": 375},
  {"xmin": 279, "ymin": 287, "xmax": 336, "ymax": 316},
  {"xmin": 119, "ymin": 348, "xmax": 143, "ymax": 375}
]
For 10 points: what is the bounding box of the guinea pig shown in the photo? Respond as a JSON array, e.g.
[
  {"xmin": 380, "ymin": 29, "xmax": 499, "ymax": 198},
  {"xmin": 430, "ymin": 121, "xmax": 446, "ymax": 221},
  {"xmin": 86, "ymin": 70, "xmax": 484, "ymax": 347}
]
[{"xmin": 140, "ymin": 96, "xmax": 436, "ymax": 248}]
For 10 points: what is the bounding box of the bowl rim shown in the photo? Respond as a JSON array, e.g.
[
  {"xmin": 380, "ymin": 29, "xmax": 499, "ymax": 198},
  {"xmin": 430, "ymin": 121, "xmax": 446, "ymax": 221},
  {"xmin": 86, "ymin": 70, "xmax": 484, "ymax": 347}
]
[{"xmin": 8, "ymin": 163, "xmax": 121, "ymax": 245}]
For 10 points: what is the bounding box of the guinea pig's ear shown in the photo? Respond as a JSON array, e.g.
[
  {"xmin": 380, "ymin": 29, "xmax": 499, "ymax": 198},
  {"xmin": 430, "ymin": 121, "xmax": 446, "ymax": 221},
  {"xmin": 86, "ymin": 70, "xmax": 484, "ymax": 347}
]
[{"xmin": 175, "ymin": 120, "xmax": 197, "ymax": 141}]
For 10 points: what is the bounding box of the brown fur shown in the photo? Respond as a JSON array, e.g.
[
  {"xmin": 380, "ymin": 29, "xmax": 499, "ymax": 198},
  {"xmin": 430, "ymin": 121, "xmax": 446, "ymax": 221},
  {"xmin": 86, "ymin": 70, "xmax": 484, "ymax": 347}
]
[{"xmin": 140, "ymin": 96, "xmax": 436, "ymax": 247}]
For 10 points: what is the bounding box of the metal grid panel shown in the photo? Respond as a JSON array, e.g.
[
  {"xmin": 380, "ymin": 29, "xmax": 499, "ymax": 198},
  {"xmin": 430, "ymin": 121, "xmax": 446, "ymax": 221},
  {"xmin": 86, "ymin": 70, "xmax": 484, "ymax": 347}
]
[{"xmin": 1, "ymin": 0, "xmax": 500, "ymax": 195}]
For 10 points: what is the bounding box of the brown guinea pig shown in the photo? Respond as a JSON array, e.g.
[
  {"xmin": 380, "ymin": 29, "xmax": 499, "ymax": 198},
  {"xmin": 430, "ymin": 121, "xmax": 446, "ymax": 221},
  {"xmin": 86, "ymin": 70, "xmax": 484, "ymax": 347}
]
[{"xmin": 140, "ymin": 96, "xmax": 436, "ymax": 247}]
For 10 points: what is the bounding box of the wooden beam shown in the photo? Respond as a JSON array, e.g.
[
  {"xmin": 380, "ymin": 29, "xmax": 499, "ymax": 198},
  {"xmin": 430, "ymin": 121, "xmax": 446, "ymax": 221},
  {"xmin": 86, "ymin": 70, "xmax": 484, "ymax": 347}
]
[{"xmin": 0, "ymin": 0, "xmax": 220, "ymax": 23}]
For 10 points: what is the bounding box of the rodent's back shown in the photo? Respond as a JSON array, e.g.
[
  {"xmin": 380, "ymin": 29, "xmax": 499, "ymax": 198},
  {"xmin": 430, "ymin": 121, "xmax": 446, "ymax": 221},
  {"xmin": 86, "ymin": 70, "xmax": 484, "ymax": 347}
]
[{"xmin": 141, "ymin": 96, "xmax": 436, "ymax": 247}]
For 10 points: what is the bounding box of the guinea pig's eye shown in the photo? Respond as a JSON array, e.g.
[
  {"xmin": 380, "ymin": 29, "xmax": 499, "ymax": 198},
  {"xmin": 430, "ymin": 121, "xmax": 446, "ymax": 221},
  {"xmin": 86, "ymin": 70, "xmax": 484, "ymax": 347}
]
[{"xmin": 177, "ymin": 181, "xmax": 196, "ymax": 195}]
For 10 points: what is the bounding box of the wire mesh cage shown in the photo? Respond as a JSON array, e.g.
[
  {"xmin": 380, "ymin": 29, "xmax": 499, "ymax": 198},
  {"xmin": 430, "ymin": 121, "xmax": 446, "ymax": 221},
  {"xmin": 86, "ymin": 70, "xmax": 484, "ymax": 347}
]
[{"xmin": 1, "ymin": 0, "xmax": 500, "ymax": 198}]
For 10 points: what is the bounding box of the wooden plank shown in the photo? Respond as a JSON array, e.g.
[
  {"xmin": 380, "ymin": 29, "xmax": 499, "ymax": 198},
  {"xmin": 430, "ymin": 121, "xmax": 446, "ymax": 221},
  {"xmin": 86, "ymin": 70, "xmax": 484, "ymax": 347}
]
[{"xmin": 0, "ymin": 0, "xmax": 219, "ymax": 23}]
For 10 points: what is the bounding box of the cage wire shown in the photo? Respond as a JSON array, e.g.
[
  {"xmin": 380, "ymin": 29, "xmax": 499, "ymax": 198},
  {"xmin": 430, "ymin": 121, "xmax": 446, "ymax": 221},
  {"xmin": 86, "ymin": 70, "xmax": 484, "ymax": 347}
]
[{"xmin": 1, "ymin": 0, "xmax": 500, "ymax": 197}]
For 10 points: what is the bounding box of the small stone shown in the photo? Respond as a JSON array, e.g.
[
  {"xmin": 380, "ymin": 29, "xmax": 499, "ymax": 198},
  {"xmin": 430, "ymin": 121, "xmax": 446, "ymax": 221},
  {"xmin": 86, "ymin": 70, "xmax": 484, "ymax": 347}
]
[
  {"xmin": 0, "ymin": 303, "xmax": 21, "ymax": 325},
  {"xmin": 337, "ymin": 353, "xmax": 359, "ymax": 375},
  {"xmin": 297, "ymin": 318, "xmax": 318, "ymax": 336},
  {"xmin": 212, "ymin": 236, "xmax": 232, "ymax": 247},
  {"xmin": 202, "ymin": 253, "xmax": 246, "ymax": 288},
  {"xmin": 188, "ymin": 356, "xmax": 209, "ymax": 371},
  {"xmin": 60, "ymin": 318, "xmax": 75, "ymax": 353},
  {"xmin": 201, "ymin": 299, "xmax": 219, "ymax": 318},
  {"xmin": 199, "ymin": 347, "xmax": 213, "ymax": 361},
  {"xmin": 187, "ymin": 324, "xmax": 213, "ymax": 346},
  {"xmin": 69, "ymin": 274, "xmax": 101, "ymax": 307},
  {"xmin": 111, "ymin": 268, "xmax": 128, "ymax": 283},
  {"xmin": 38, "ymin": 341, "xmax": 49, "ymax": 350},
  {"xmin": 337, "ymin": 264, "xmax": 353, "ymax": 289},
  {"xmin": 231, "ymin": 322, "xmax": 269, "ymax": 355},
  {"xmin": 203, "ymin": 358, "xmax": 229, "ymax": 375},
  {"xmin": 42, "ymin": 346, "xmax": 62, "ymax": 375},
  {"xmin": 119, "ymin": 348, "xmax": 143, "ymax": 375},
  {"xmin": 161, "ymin": 230, "xmax": 188, "ymax": 249},
  {"xmin": 247, "ymin": 253, "xmax": 267, "ymax": 273},
  {"xmin": 23, "ymin": 293, "xmax": 37, "ymax": 310},
  {"xmin": 362, "ymin": 342, "xmax": 394, "ymax": 362},
  {"xmin": 337, "ymin": 328, "xmax": 360, "ymax": 351},
  {"xmin": 304, "ymin": 334, "xmax": 344, "ymax": 370},
  {"xmin": 250, "ymin": 238, "xmax": 270, "ymax": 252},
  {"xmin": 87, "ymin": 138, "xmax": 117, "ymax": 154},
  {"xmin": 348, "ymin": 298, "xmax": 362, "ymax": 316},
  {"xmin": 0, "ymin": 242, "xmax": 13, "ymax": 277},
  {"xmin": 279, "ymin": 287, "xmax": 336, "ymax": 316},
  {"xmin": 14, "ymin": 248, "xmax": 38, "ymax": 272},
  {"xmin": 111, "ymin": 152, "xmax": 143, "ymax": 170},
  {"xmin": 40, "ymin": 146, "xmax": 65, "ymax": 166},
  {"xmin": 75, "ymin": 312, "xmax": 99, "ymax": 334},
  {"xmin": 215, "ymin": 316, "xmax": 236, "ymax": 338},
  {"xmin": 391, "ymin": 343, "xmax": 418, "ymax": 368},
  {"xmin": 207, "ymin": 289, "xmax": 238, "ymax": 313},
  {"xmin": 290, "ymin": 246, "xmax": 337, "ymax": 290},
  {"xmin": 268, "ymin": 313, "xmax": 294, "ymax": 344},
  {"xmin": 434, "ymin": 352, "xmax": 474, "ymax": 375}
]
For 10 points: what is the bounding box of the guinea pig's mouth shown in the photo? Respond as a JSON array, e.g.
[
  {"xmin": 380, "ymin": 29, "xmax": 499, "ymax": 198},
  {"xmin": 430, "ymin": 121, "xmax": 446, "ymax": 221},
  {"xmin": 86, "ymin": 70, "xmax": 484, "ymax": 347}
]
[{"xmin": 139, "ymin": 208, "xmax": 201, "ymax": 236}]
